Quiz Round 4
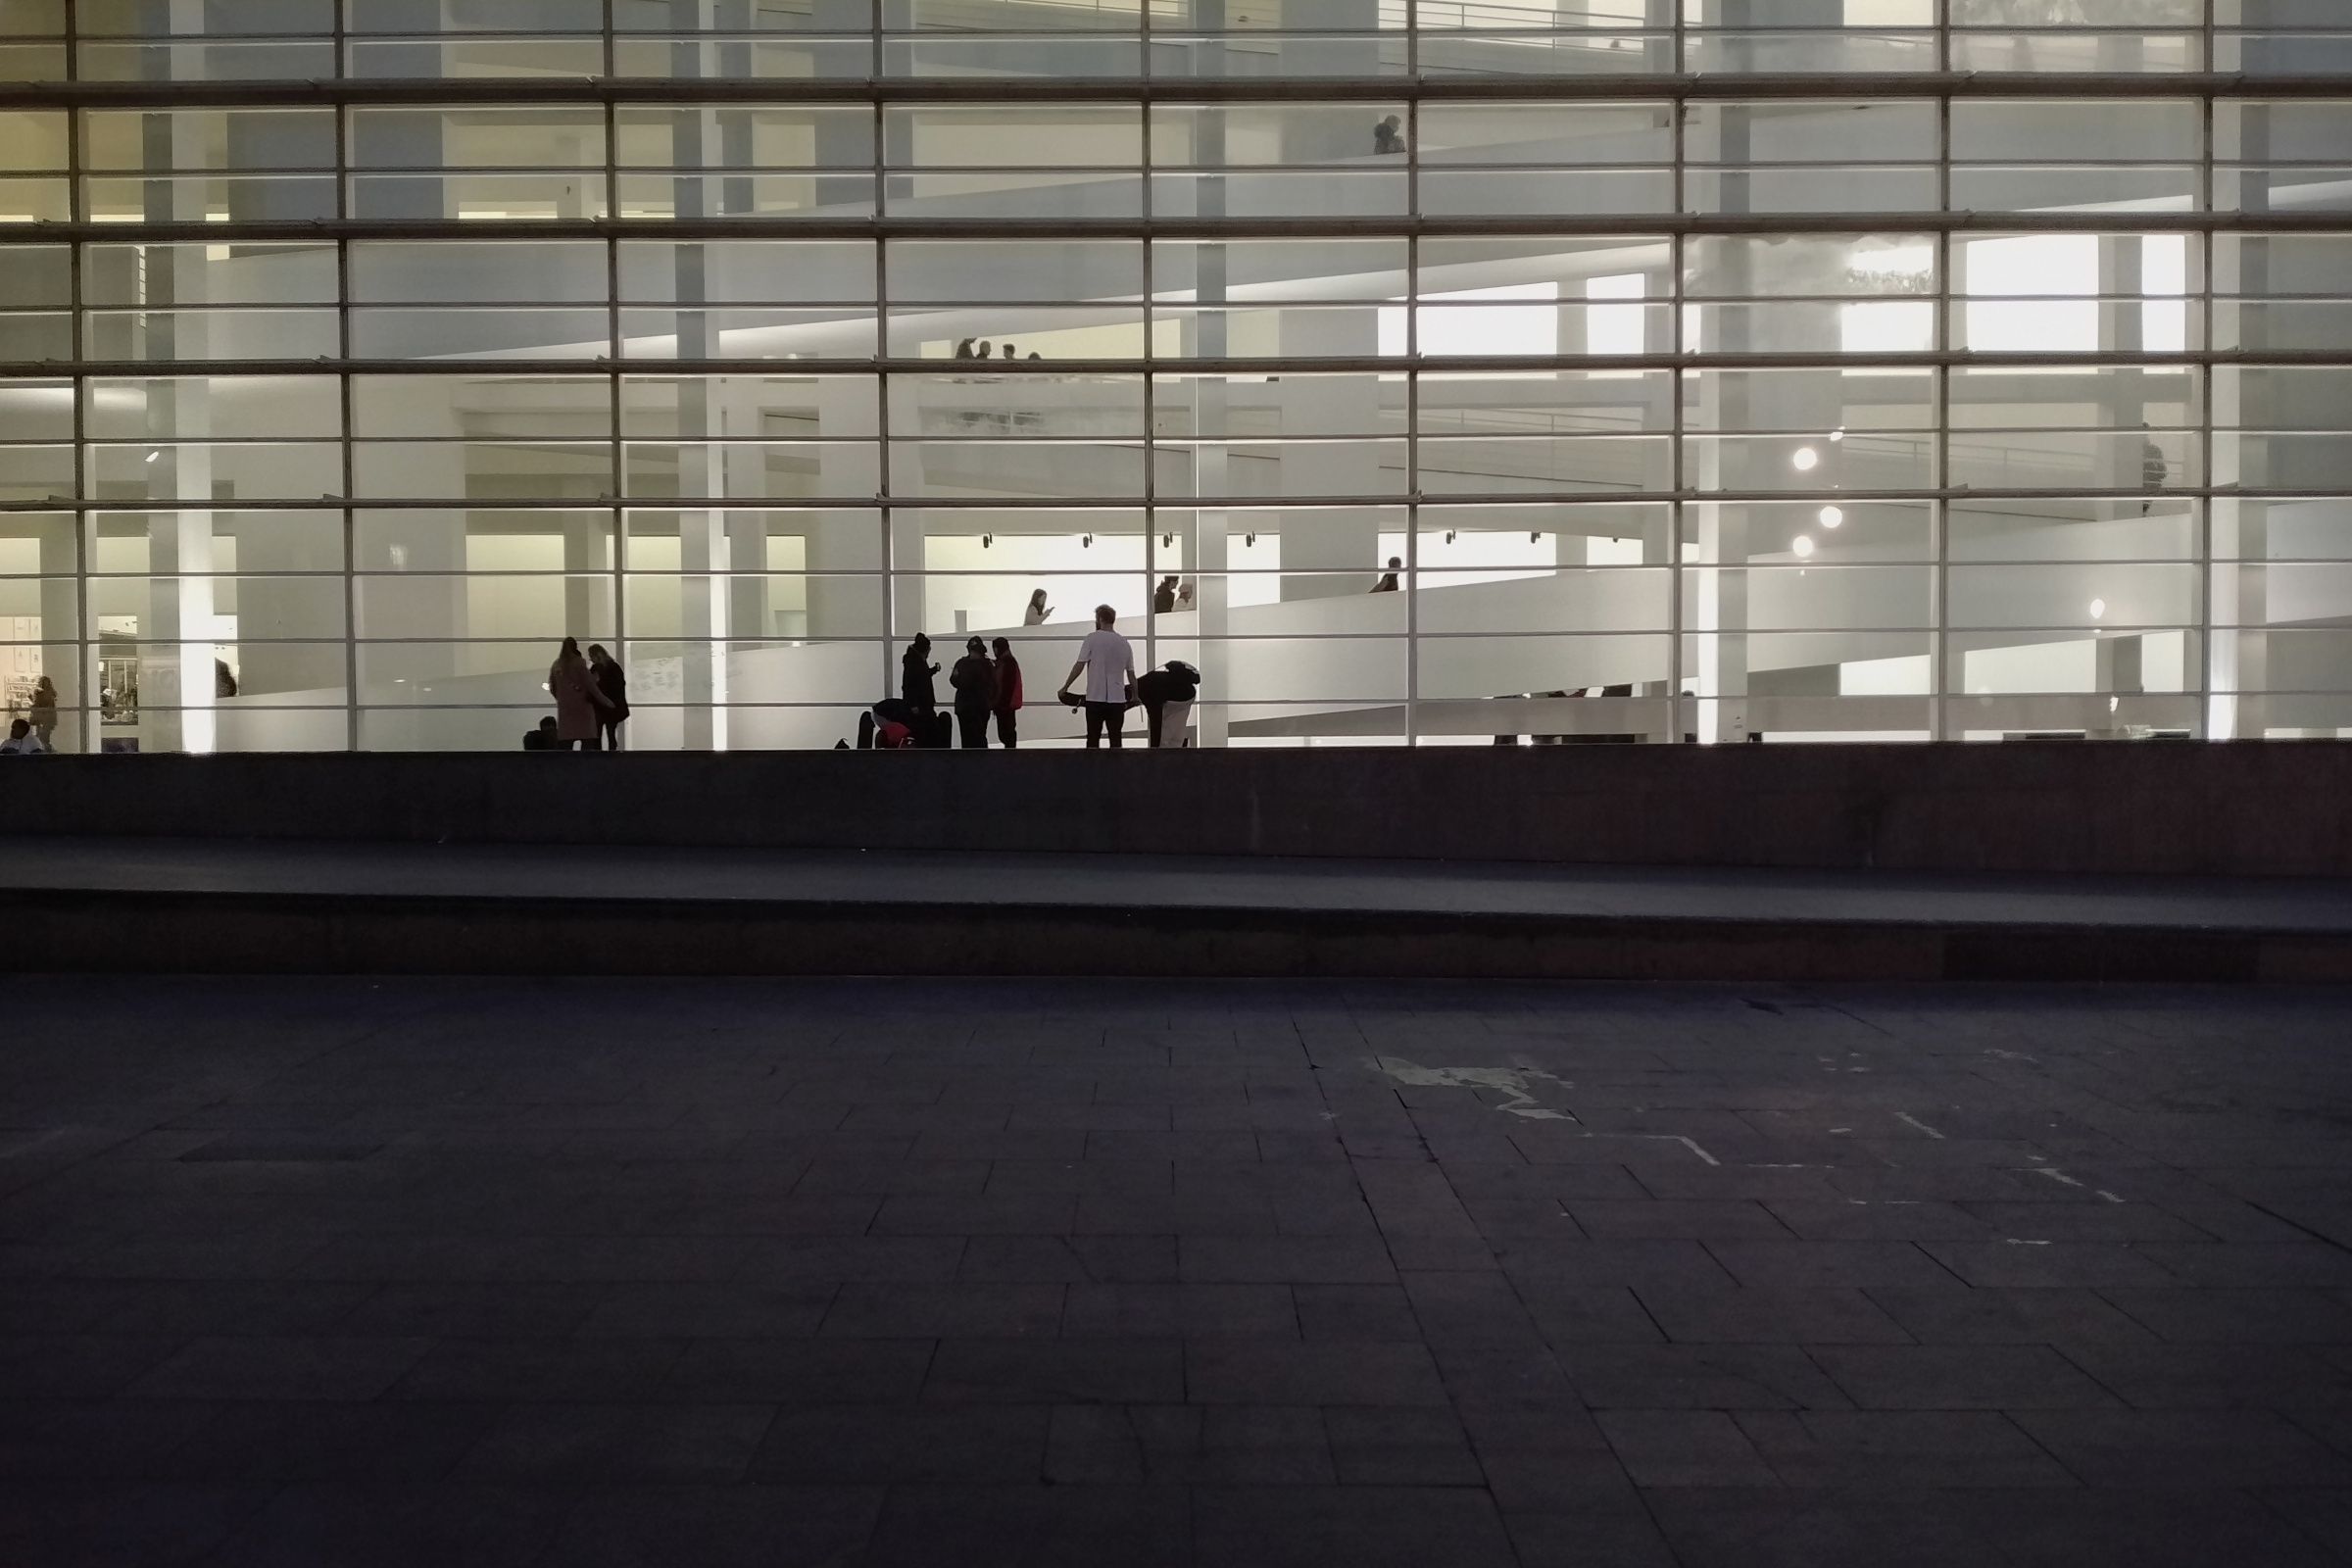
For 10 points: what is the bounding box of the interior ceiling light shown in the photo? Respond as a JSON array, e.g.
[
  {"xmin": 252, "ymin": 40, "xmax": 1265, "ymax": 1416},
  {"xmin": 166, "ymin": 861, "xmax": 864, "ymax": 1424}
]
[
  {"xmin": 1791, "ymin": 447, "xmax": 1821, "ymax": 472},
  {"xmin": 1829, "ymin": 429, "xmax": 1846, "ymax": 443},
  {"xmin": 1791, "ymin": 535, "xmax": 1816, "ymax": 559},
  {"xmin": 2089, "ymin": 598, "xmax": 2106, "ymax": 620},
  {"xmin": 1818, "ymin": 506, "xmax": 1844, "ymax": 529}
]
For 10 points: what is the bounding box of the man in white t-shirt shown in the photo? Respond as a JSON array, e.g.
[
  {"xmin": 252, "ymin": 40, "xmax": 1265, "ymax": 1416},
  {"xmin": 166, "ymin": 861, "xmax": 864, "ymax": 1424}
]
[{"xmin": 1057, "ymin": 604, "xmax": 1137, "ymax": 750}]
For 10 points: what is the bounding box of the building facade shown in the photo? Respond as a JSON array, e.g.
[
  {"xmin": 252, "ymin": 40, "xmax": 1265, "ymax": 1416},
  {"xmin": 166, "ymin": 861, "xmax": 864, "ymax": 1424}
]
[{"xmin": 2, "ymin": 1, "xmax": 2349, "ymax": 752}]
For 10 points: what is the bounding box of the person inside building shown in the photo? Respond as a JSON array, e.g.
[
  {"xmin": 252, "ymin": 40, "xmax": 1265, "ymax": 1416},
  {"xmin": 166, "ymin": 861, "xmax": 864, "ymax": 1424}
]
[
  {"xmin": 1137, "ymin": 659, "xmax": 1201, "ymax": 749},
  {"xmin": 547, "ymin": 636, "xmax": 612, "ymax": 751},
  {"xmin": 1024, "ymin": 589, "xmax": 1053, "ymax": 626},
  {"xmin": 1057, "ymin": 604, "xmax": 1137, "ymax": 750},
  {"xmin": 1154, "ymin": 574, "xmax": 1181, "ymax": 613},
  {"xmin": 521, "ymin": 715, "xmax": 560, "ymax": 751},
  {"xmin": 991, "ymin": 636, "xmax": 1023, "ymax": 749},
  {"xmin": 215, "ymin": 658, "xmax": 238, "ymax": 699},
  {"xmin": 950, "ymin": 635, "xmax": 998, "ymax": 749},
  {"xmin": 1001, "ymin": 342, "xmax": 1019, "ymax": 360},
  {"xmin": 954, "ymin": 338, "xmax": 977, "ymax": 359},
  {"xmin": 1, "ymin": 718, "xmax": 48, "ymax": 756},
  {"xmin": 1373, "ymin": 115, "xmax": 1406, "ymax": 155},
  {"xmin": 902, "ymin": 633, "xmax": 939, "ymax": 717},
  {"xmin": 28, "ymin": 675, "xmax": 57, "ymax": 750},
  {"xmin": 2141, "ymin": 421, "xmax": 2168, "ymax": 515},
  {"xmin": 1371, "ymin": 556, "xmax": 1401, "ymax": 593},
  {"xmin": 588, "ymin": 644, "xmax": 628, "ymax": 753}
]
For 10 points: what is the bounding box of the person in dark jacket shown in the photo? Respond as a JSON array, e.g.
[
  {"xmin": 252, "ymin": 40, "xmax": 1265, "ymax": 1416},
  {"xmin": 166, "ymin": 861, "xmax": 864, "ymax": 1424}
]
[
  {"xmin": 1154, "ymin": 574, "xmax": 1180, "ymax": 614},
  {"xmin": 950, "ymin": 636, "xmax": 997, "ymax": 749},
  {"xmin": 990, "ymin": 636, "xmax": 1023, "ymax": 749},
  {"xmin": 587, "ymin": 643, "xmax": 629, "ymax": 752},
  {"xmin": 902, "ymin": 634, "xmax": 938, "ymax": 715},
  {"xmin": 1136, "ymin": 660, "xmax": 1201, "ymax": 749},
  {"xmin": 522, "ymin": 715, "xmax": 560, "ymax": 751}
]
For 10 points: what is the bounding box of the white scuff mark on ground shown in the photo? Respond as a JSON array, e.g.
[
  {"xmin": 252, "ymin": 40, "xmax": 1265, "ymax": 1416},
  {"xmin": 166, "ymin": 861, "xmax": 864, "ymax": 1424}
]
[
  {"xmin": 1370, "ymin": 1057, "xmax": 1572, "ymax": 1120},
  {"xmin": 1893, "ymin": 1112, "xmax": 1947, "ymax": 1141},
  {"xmin": 2030, "ymin": 1166, "xmax": 2086, "ymax": 1189},
  {"xmin": 2095, "ymin": 1190, "xmax": 2126, "ymax": 1204},
  {"xmin": 1656, "ymin": 1134, "xmax": 1720, "ymax": 1167},
  {"xmin": 2003, "ymin": 1238, "xmax": 2054, "ymax": 1246}
]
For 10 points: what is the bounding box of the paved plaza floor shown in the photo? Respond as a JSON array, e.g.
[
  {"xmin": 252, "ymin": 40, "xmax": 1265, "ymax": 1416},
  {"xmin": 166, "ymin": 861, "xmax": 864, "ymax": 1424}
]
[{"xmin": 7, "ymin": 978, "xmax": 2352, "ymax": 1565}]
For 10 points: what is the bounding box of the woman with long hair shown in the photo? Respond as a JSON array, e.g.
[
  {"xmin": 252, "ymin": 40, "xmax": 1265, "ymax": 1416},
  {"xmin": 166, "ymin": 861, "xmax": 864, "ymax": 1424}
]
[
  {"xmin": 547, "ymin": 636, "xmax": 611, "ymax": 752},
  {"xmin": 1023, "ymin": 589, "xmax": 1053, "ymax": 626}
]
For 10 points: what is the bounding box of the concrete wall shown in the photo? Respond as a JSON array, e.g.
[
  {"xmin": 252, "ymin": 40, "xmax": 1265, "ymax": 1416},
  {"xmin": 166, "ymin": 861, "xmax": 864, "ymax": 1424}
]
[{"xmin": 5, "ymin": 742, "xmax": 2350, "ymax": 878}]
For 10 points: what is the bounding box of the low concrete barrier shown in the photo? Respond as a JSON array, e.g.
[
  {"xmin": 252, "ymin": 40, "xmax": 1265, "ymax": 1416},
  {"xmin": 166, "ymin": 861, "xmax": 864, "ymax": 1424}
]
[{"xmin": 4, "ymin": 742, "xmax": 2348, "ymax": 878}]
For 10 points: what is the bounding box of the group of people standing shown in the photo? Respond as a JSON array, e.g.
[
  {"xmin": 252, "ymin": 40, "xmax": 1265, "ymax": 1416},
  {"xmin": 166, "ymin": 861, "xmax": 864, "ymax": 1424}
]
[
  {"xmin": 954, "ymin": 339, "xmax": 1043, "ymax": 362},
  {"xmin": 528, "ymin": 637, "xmax": 630, "ymax": 752},
  {"xmin": 872, "ymin": 606, "xmax": 1199, "ymax": 751},
  {"xmin": 893, "ymin": 631, "xmax": 1027, "ymax": 750}
]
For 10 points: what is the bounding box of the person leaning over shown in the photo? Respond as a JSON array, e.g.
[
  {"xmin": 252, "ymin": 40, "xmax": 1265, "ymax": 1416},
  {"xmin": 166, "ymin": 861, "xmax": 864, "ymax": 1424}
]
[
  {"xmin": 1136, "ymin": 660, "xmax": 1200, "ymax": 749},
  {"xmin": 950, "ymin": 635, "xmax": 997, "ymax": 750},
  {"xmin": 1057, "ymin": 604, "xmax": 1137, "ymax": 750},
  {"xmin": 990, "ymin": 636, "xmax": 1024, "ymax": 749}
]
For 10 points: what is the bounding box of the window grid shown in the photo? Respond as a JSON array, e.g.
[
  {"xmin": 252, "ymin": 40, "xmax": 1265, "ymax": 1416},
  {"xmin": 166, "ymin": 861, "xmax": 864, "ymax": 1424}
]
[{"xmin": 1, "ymin": 45, "xmax": 2349, "ymax": 751}]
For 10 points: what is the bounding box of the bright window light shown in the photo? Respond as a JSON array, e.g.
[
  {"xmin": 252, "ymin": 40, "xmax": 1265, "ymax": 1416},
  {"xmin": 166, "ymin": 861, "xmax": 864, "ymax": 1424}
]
[
  {"xmin": 1381, "ymin": 282, "xmax": 1560, "ymax": 358},
  {"xmin": 1965, "ymin": 234, "xmax": 2099, "ymax": 353},
  {"xmin": 2142, "ymin": 234, "xmax": 2188, "ymax": 354},
  {"xmin": 1584, "ymin": 273, "xmax": 1646, "ymax": 357}
]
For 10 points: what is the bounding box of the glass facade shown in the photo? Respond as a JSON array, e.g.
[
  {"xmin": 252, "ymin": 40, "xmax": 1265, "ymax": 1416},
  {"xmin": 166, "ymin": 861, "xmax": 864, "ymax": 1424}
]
[{"xmin": 4, "ymin": 3, "xmax": 2352, "ymax": 751}]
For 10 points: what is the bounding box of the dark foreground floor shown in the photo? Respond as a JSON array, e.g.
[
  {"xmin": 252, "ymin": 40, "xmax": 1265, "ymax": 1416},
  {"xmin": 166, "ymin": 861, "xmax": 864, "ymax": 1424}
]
[{"xmin": 8, "ymin": 981, "xmax": 2352, "ymax": 1567}]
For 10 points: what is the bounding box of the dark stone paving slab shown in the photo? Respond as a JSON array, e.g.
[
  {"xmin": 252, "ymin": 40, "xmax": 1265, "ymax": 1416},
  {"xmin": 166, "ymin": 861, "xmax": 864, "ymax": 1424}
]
[{"xmin": 8, "ymin": 977, "xmax": 2352, "ymax": 1564}]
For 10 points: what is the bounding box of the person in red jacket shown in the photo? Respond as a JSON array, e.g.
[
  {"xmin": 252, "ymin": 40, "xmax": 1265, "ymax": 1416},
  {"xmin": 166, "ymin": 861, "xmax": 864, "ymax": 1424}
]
[{"xmin": 990, "ymin": 636, "xmax": 1024, "ymax": 749}]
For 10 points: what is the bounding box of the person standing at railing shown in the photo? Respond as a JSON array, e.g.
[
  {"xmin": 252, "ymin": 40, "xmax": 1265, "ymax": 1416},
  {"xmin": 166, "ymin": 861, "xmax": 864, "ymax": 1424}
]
[
  {"xmin": 1370, "ymin": 557, "xmax": 1401, "ymax": 593},
  {"xmin": 2140, "ymin": 422, "xmax": 2168, "ymax": 516},
  {"xmin": 1373, "ymin": 115, "xmax": 1406, "ymax": 155}
]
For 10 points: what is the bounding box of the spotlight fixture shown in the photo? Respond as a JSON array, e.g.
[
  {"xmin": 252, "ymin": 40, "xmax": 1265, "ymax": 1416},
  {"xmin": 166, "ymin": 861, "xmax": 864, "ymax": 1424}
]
[
  {"xmin": 1081, "ymin": 533, "xmax": 1093, "ymax": 548},
  {"xmin": 981, "ymin": 533, "xmax": 993, "ymax": 548},
  {"xmin": 1817, "ymin": 505, "xmax": 1843, "ymax": 529},
  {"xmin": 1829, "ymin": 428, "xmax": 1845, "ymax": 443},
  {"xmin": 1791, "ymin": 535, "xmax": 1816, "ymax": 559},
  {"xmin": 1162, "ymin": 533, "xmax": 1174, "ymax": 548},
  {"xmin": 1791, "ymin": 446, "xmax": 1820, "ymax": 472},
  {"xmin": 1444, "ymin": 530, "xmax": 1456, "ymax": 544},
  {"xmin": 1530, "ymin": 531, "xmax": 1542, "ymax": 543},
  {"xmin": 1245, "ymin": 532, "xmax": 1257, "ymax": 547},
  {"xmin": 2088, "ymin": 598, "xmax": 2106, "ymax": 620}
]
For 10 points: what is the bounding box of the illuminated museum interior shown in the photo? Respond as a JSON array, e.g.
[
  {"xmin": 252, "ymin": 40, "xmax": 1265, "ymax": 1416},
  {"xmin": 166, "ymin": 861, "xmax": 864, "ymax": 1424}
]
[{"xmin": 1, "ymin": 1, "xmax": 2349, "ymax": 750}]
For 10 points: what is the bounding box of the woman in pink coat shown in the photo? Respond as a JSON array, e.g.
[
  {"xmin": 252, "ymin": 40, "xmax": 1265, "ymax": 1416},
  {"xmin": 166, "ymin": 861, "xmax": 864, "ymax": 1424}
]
[{"xmin": 548, "ymin": 636, "xmax": 612, "ymax": 751}]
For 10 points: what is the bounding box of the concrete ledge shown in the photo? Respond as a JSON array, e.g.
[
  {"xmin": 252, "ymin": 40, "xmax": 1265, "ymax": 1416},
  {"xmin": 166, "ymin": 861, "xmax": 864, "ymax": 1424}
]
[
  {"xmin": 8, "ymin": 889, "xmax": 2347, "ymax": 984},
  {"xmin": 4, "ymin": 742, "xmax": 2351, "ymax": 879}
]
